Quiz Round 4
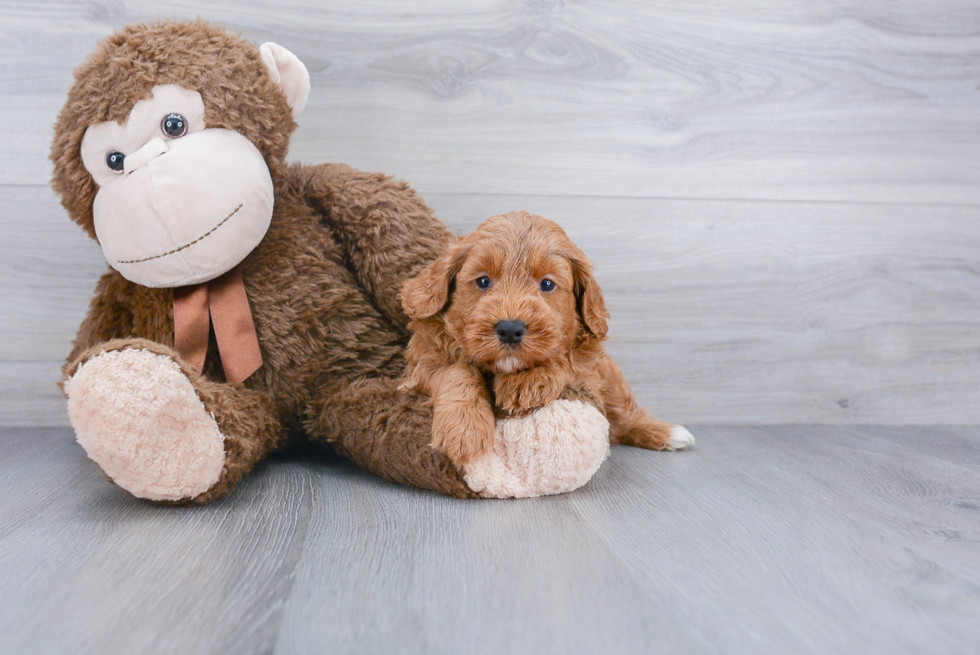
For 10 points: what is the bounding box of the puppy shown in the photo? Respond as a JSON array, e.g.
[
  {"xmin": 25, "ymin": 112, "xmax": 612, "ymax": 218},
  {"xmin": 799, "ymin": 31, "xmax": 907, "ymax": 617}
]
[{"xmin": 400, "ymin": 211, "xmax": 694, "ymax": 468}]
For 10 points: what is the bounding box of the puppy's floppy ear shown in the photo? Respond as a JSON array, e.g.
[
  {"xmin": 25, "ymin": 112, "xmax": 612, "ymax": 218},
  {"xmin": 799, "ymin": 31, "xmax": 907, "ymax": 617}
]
[
  {"xmin": 569, "ymin": 248, "xmax": 609, "ymax": 338},
  {"xmin": 401, "ymin": 243, "xmax": 469, "ymax": 320}
]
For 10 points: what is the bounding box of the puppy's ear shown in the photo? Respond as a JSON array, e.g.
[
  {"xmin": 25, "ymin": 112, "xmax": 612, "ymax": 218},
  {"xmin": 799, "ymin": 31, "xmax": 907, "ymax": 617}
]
[
  {"xmin": 570, "ymin": 250, "xmax": 609, "ymax": 338},
  {"xmin": 401, "ymin": 243, "xmax": 468, "ymax": 320}
]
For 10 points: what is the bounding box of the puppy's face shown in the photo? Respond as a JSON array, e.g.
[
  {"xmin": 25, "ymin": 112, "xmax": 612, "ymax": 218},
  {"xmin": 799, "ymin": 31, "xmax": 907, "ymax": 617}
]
[
  {"xmin": 402, "ymin": 212, "xmax": 608, "ymax": 373},
  {"xmin": 446, "ymin": 228, "xmax": 577, "ymax": 373}
]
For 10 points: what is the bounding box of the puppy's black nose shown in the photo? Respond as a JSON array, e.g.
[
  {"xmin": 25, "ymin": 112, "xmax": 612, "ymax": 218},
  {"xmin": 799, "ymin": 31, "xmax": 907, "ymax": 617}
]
[{"xmin": 495, "ymin": 320, "xmax": 526, "ymax": 345}]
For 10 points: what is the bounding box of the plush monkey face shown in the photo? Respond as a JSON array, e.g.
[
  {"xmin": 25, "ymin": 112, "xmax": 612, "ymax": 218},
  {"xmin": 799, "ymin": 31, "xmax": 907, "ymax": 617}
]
[
  {"xmin": 80, "ymin": 84, "xmax": 275, "ymax": 287},
  {"xmin": 51, "ymin": 21, "xmax": 311, "ymax": 288}
]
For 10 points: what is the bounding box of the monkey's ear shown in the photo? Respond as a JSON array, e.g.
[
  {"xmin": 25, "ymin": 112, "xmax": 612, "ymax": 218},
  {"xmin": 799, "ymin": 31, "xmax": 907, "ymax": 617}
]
[{"xmin": 259, "ymin": 42, "xmax": 311, "ymax": 117}]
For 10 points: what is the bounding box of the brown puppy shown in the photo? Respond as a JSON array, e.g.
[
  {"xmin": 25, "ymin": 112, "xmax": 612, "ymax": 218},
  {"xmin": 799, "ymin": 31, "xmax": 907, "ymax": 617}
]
[{"xmin": 401, "ymin": 211, "xmax": 694, "ymax": 468}]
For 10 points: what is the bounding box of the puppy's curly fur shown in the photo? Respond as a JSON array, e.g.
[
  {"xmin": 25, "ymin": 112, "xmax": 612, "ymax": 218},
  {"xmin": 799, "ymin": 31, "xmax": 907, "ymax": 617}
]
[{"xmin": 401, "ymin": 211, "xmax": 681, "ymax": 467}]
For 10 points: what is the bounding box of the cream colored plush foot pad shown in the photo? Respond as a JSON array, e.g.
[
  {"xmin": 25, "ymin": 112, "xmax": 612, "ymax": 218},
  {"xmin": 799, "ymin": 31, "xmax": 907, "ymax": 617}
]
[
  {"xmin": 65, "ymin": 348, "xmax": 226, "ymax": 501},
  {"xmin": 464, "ymin": 400, "xmax": 610, "ymax": 499}
]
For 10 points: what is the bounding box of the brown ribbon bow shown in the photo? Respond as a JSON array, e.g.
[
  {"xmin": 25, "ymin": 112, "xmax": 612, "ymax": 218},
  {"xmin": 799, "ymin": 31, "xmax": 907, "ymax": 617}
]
[{"xmin": 172, "ymin": 266, "xmax": 263, "ymax": 384}]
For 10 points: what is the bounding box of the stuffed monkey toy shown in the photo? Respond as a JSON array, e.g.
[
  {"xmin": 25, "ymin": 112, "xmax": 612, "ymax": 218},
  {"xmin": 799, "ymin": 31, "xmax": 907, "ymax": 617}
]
[{"xmin": 52, "ymin": 20, "xmax": 611, "ymax": 503}]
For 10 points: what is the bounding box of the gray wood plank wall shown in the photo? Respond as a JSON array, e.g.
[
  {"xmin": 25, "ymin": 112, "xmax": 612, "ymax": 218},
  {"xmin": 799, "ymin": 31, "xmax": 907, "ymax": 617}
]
[{"xmin": 1, "ymin": 1, "xmax": 978, "ymax": 426}]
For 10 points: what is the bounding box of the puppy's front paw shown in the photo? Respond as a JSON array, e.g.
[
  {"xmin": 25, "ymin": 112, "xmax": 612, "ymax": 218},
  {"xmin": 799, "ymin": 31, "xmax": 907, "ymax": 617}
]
[
  {"xmin": 431, "ymin": 399, "xmax": 497, "ymax": 467},
  {"xmin": 494, "ymin": 367, "xmax": 566, "ymax": 416}
]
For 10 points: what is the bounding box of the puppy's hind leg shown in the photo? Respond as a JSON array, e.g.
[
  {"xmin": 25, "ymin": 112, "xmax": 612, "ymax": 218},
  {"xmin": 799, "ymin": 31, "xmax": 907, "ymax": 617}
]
[{"xmin": 598, "ymin": 355, "xmax": 695, "ymax": 451}]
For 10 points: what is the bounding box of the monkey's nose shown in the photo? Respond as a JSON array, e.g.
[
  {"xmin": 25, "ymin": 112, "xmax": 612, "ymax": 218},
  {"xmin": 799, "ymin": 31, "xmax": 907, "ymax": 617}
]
[
  {"xmin": 123, "ymin": 138, "xmax": 169, "ymax": 174},
  {"xmin": 495, "ymin": 320, "xmax": 526, "ymax": 345}
]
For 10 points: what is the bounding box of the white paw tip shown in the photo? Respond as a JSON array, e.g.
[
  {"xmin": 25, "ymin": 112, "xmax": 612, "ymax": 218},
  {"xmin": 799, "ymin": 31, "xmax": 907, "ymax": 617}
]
[{"xmin": 668, "ymin": 425, "xmax": 696, "ymax": 450}]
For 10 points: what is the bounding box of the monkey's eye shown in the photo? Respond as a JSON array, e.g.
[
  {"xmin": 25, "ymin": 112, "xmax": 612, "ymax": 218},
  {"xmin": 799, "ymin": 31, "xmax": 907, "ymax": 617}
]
[
  {"xmin": 476, "ymin": 276, "xmax": 492, "ymax": 290},
  {"xmin": 161, "ymin": 113, "xmax": 188, "ymax": 138},
  {"xmin": 539, "ymin": 279, "xmax": 556, "ymax": 292},
  {"xmin": 106, "ymin": 151, "xmax": 125, "ymax": 173}
]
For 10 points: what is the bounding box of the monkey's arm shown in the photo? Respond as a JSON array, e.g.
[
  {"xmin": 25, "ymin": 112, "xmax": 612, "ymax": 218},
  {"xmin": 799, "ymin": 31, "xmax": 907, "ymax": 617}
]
[{"xmin": 295, "ymin": 163, "xmax": 453, "ymax": 330}]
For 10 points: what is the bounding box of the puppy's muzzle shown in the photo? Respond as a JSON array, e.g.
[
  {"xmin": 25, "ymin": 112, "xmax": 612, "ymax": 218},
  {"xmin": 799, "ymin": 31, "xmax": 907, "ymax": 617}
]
[{"xmin": 495, "ymin": 320, "xmax": 526, "ymax": 345}]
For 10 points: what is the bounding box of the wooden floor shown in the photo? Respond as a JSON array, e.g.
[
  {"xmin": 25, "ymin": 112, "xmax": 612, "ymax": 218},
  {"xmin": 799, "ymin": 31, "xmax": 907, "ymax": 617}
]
[{"xmin": 2, "ymin": 425, "xmax": 978, "ymax": 655}]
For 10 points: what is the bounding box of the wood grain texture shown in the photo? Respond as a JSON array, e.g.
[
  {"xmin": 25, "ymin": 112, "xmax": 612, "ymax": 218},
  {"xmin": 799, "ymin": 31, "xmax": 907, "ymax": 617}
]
[
  {"xmin": 4, "ymin": 186, "xmax": 978, "ymax": 425},
  {"xmin": 1, "ymin": 426, "xmax": 978, "ymax": 654},
  {"xmin": 430, "ymin": 194, "xmax": 980, "ymax": 426},
  {"xmin": 0, "ymin": 428, "xmax": 317, "ymax": 654},
  {"xmin": 4, "ymin": 6, "xmax": 979, "ymax": 654},
  {"xmin": 1, "ymin": 0, "xmax": 979, "ymax": 203},
  {"xmin": 1, "ymin": 1, "xmax": 979, "ymax": 425}
]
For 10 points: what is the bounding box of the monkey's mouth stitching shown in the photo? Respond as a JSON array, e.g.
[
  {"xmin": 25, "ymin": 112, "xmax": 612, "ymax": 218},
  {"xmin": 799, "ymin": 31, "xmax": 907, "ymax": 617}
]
[{"xmin": 117, "ymin": 203, "xmax": 244, "ymax": 265}]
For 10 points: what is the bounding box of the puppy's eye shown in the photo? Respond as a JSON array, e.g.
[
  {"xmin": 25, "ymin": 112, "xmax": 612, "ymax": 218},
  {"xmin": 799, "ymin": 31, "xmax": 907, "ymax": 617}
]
[
  {"xmin": 161, "ymin": 113, "xmax": 188, "ymax": 138},
  {"xmin": 106, "ymin": 151, "xmax": 125, "ymax": 173},
  {"xmin": 539, "ymin": 279, "xmax": 556, "ymax": 292},
  {"xmin": 476, "ymin": 276, "xmax": 492, "ymax": 290}
]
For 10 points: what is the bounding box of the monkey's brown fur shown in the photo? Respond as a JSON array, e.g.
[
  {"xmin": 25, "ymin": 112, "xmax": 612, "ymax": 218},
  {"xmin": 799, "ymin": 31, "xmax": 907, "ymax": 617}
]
[
  {"xmin": 53, "ymin": 20, "xmax": 477, "ymax": 502},
  {"xmin": 402, "ymin": 212, "xmax": 675, "ymax": 468}
]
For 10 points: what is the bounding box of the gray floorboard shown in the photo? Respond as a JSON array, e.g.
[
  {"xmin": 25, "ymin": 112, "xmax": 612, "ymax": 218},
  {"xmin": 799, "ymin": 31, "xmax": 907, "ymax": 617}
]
[{"xmin": 1, "ymin": 426, "xmax": 978, "ymax": 655}]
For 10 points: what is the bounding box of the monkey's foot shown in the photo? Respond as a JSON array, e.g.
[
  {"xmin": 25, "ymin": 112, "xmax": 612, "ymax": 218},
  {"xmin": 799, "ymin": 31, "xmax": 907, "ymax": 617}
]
[
  {"xmin": 463, "ymin": 400, "xmax": 610, "ymax": 499},
  {"xmin": 65, "ymin": 348, "xmax": 226, "ymax": 502}
]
